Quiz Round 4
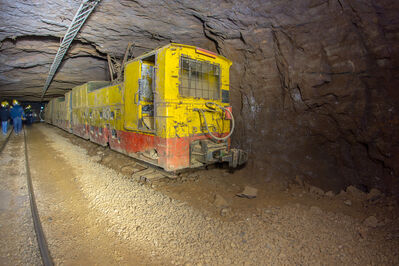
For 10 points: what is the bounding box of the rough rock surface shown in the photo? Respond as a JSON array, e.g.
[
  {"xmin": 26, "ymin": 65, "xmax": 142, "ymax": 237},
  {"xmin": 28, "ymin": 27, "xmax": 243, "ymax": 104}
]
[{"xmin": 0, "ymin": 0, "xmax": 399, "ymax": 192}]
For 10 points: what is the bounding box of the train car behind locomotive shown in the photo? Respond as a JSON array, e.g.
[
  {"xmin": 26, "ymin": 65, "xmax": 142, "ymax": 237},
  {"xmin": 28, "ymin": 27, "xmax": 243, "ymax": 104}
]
[{"xmin": 44, "ymin": 43, "xmax": 247, "ymax": 172}]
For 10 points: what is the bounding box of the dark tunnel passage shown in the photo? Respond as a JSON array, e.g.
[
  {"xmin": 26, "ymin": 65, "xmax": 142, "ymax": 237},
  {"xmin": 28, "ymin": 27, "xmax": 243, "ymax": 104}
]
[{"xmin": 0, "ymin": 0, "xmax": 398, "ymax": 265}]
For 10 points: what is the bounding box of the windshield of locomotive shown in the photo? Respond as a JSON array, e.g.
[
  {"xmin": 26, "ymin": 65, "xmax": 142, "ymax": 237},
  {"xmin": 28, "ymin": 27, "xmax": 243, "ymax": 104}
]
[{"xmin": 179, "ymin": 56, "xmax": 220, "ymax": 100}]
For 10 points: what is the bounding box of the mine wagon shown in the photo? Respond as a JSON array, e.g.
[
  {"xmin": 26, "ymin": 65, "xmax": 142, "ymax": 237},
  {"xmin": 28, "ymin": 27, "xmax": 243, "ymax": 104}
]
[{"xmin": 71, "ymin": 81, "xmax": 110, "ymax": 139}]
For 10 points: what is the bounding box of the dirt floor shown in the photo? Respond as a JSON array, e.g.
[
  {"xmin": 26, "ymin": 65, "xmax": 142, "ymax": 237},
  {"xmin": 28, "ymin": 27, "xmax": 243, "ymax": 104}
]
[{"xmin": 1, "ymin": 123, "xmax": 399, "ymax": 265}]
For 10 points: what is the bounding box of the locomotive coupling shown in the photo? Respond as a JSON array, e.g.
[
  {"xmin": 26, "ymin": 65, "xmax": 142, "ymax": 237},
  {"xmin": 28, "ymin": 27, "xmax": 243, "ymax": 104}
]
[
  {"xmin": 190, "ymin": 140, "xmax": 248, "ymax": 168},
  {"xmin": 224, "ymin": 148, "xmax": 248, "ymax": 168}
]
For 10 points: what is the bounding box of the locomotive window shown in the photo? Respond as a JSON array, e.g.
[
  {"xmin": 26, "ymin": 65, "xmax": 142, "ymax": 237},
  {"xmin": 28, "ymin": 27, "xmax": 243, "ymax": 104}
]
[
  {"xmin": 179, "ymin": 56, "xmax": 220, "ymax": 100},
  {"xmin": 139, "ymin": 63, "xmax": 154, "ymax": 102},
  {"xmin": 110, "ymin": 111, "xmax": 114, "ymax": 120},
  {"xmin": 99, "ymin": 112, "xmax": 103, "ymax": 119}
]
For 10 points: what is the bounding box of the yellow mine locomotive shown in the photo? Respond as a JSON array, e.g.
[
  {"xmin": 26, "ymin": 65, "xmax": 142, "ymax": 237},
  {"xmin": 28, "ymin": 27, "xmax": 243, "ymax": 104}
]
[{"xmin": 44, "ymin": 43, "xmax": 247, "ymax": 171}]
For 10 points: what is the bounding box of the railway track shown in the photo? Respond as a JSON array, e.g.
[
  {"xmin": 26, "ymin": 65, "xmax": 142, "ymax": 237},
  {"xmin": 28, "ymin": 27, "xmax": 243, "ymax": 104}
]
[
  {"xmin": 0, "ymin": 127, "xmax": 13, "ymax": 154},
  {"xmin": 129, "ymin": 160, "xmax": 179, "ymax": 181},
  {"xmin": 0, "ymin": 128, "xmax": 53, "ymax": 266}
]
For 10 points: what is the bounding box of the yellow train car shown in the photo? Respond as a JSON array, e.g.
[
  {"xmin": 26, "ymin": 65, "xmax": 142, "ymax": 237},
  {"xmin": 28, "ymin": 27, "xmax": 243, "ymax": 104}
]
[
  {"xmin": 44, "ymin": 98, "xmax": 54, "ymax": 124},
  {"xmin": 87, "ymin": 83, "xmax": 122, "ymax": 146},
  {"xmin": 52, "ymin": 96, "xmax": 67, "ymax": 130},
  {"xmin": 71, "ymin": 81, "xmax": 110, "ymax": 139},
  {"xmin": 45, "ymin": 43, "xmax": 247, "ymax": 172},
  {"xmin": 65, "ymin": 91, "xmax": 72, "ymax": 133}
]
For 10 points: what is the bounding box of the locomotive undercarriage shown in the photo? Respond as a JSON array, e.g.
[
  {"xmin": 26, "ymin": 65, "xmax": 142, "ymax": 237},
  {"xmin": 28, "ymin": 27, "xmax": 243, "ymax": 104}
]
[{"xmin": 190, "ymin": 139, "xmax": 248, "ymax": 168}]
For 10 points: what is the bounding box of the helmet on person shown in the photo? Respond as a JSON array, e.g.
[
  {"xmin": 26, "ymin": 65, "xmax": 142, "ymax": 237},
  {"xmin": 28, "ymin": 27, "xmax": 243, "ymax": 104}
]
[
  {"xmin": 1, "ymin": 101, "xmax": 9, "ymax": 107},
  {"xmin": 12, "ymin": 99, "xmax": 19, "ymax": 106}
]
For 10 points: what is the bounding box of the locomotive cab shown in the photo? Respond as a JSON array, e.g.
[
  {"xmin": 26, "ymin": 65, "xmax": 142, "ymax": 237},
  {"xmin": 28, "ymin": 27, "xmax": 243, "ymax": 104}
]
[{"xmin": 124, "ymin": 54, "xmax": 156, "ymax": 132}]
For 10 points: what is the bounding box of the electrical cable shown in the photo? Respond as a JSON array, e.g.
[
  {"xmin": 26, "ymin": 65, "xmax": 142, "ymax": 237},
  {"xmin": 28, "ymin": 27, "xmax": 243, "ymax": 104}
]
[{"xmin": 194, "ymin": 102, "xmax": 235, "ymax": 142}]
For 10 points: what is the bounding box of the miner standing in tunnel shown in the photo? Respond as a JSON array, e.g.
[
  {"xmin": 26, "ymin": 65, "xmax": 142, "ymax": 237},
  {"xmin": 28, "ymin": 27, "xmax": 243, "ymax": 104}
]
[
  {"xmin": 10, "ymin": 100, "xmax": 24, "ymax": 135},
  {"xmin": 0, "ymin": 101, "xmax": 10, "ymax": 135}
]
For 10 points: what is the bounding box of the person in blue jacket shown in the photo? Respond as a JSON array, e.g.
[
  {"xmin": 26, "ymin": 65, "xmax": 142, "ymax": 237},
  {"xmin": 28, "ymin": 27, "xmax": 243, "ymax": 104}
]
[
  {"xmin": 10, "ymin": 99, "xmax": 24, "ymax": 135},
  {"xmin": 24, "ymin": 105, "xmax": 34, "ymax": 125},
  {"xmin": 0, "ymin": 101, "xmax": 10, "ymax": 135}
]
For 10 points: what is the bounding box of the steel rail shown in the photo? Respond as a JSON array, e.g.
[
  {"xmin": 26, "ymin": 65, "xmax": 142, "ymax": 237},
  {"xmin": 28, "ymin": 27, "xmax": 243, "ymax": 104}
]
[
  {"xmin": 0, "ymin": 127, "xmax": 13, "ymax": 154},
  {"xmin": 23, "ymin": 128, "xmax": 54, "ymax": 266}
]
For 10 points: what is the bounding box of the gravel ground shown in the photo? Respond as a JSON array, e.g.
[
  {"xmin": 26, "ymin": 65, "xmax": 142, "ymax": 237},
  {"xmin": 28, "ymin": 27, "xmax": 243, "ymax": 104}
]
[
  {"xmin": 32, "ymin": 124, "xmax": 399, "ymax": 265},
  {"xmin": 0, "ymin": 132, "xmax": 41, "ymax": 265}
]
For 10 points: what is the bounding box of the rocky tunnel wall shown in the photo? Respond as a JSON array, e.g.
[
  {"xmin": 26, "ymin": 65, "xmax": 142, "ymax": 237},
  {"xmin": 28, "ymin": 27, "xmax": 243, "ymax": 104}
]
[{"xmin": 0, "ymin": 0, "xmax": 398, "ymax": 193}]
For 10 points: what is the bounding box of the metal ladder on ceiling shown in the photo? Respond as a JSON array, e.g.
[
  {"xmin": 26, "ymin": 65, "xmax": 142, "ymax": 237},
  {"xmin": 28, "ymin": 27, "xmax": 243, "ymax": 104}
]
[{"xmin": 41, "ymin": 0, "xmax": 101, "ymax": 101}]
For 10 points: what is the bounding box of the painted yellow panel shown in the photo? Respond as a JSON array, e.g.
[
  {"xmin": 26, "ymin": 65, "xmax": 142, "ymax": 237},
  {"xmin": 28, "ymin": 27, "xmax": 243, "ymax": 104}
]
[
  {"xmin": 120, "ymin": 43, "xmax": 232, "ymax": 140},
  {"xmin": 155, "ymin": 44, "xmax": 231, "ymax": 139},
  {"xmin": 124, "ymin": 60, "xmax": 141, "ymax": 131},
  {"xmin": 71, "ymin": 83, "xmax": 89, "ymax": 131}
]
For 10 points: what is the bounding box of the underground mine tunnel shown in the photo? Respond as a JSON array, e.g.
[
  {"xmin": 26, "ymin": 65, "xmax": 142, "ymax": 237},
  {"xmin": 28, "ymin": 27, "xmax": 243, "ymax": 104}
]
[{"xmin": 0, "ymin": 0, "xmax": 398, "ymax": 265}]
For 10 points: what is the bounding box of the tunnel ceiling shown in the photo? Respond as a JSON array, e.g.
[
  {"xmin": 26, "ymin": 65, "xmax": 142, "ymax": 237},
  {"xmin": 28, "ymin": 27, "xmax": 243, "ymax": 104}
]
[
  {"xmin": 0, "ymin": 0, "xmax": 227, "ymax": 101},
  {"xmin": 1, "ymin": 0, "xmax": 399, "ymax": 193}
]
